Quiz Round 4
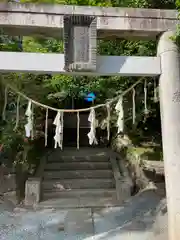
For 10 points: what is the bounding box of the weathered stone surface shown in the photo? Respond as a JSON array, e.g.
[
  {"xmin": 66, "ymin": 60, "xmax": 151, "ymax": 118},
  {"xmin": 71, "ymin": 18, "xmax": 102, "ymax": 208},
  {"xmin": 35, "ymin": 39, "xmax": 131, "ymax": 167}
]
[
  {"xmin": 0, "ymin": 166, "xmax": 16, "ymax": 194},
  {"xmin": 143, "ymin": 160, "xmax": 164, "ymax": 175},
  {"xmin": 43, "ymin": 189, "xmax": 117, "ymax": 200},
  {"xmin": 111, "ymin": 134, "xmax": 132, "ymax": 154},
  {"xmin": 45, "ymin": 162, "xmax": 111, "ymax": 170},
  {"xmin": 0, "ymin": 3, "xmax": 178, "ymax": 39},
  {"xmin": 25, "ymin": 178, "xmax": 41, "ymax": 206},
  {"xmin": 93, "ymin": 189, "xmax": 163, "ymax": 239},
  {"xmin": 64, "ymin": 15, "xmax": 97, "ymax": 72},
  {"xmin": 0, "ymin": 2, "xmax": 176, "ymax": 18},
  {"xmin": 42, "ymin": 178, "xmax": 115, "ymax": 190},
  {"xmin": 0, "ymin": 174, "xmax": 16, "ymax": 194},
  {"xmin": 0, "ymin": 198, "xmax": 15, "ymax": 212},
  {"xmin": 64, "ymin": 208, "xmax": 93, "ymax": 235},
  {"xmin": 147, "ymin": 199, "xmax": 168, "ymax": 240},
  {"xmin": 0, "ymin": 191, "xmax": 168, "ymax": 240},
  {"xmin": 43, "ymin": 169, "xmax": 113, "ymax": 179}
]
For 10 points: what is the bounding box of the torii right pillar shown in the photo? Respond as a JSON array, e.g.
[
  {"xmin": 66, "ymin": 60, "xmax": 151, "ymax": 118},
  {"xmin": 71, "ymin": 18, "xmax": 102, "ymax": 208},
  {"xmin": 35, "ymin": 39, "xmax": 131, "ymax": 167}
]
[{"xmin": 158, "ymin": 30, "xmax": 180, "ymax": 240}]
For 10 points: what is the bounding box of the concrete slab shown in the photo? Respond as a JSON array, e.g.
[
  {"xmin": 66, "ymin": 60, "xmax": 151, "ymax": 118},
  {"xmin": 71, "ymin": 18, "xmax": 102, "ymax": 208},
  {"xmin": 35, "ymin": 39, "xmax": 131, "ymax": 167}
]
[
  {"xmin": 0, "ymin": 206, "xmax": 94, "ymax": 240},
  {"xmin": 0, "ymin": 192, "xmax": 168, "ymax": 240},
  {"xmin": 92, "ymin": 189, "xmax": 162, "ymax": 239},
  {"xmin": 0, "ymin": 208, "xmax": 68, "ymax": 240},
  {"xmin": 64, "ymin": 209, "xmax": 94, "ymax": 235}
]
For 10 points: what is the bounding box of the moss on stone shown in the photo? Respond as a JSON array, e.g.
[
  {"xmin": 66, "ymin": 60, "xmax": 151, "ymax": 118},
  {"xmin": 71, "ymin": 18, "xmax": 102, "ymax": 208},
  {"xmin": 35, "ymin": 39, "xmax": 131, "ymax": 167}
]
[{"xmin": 126, "ymin": 146, "xmax": 163, "ymax": 161}]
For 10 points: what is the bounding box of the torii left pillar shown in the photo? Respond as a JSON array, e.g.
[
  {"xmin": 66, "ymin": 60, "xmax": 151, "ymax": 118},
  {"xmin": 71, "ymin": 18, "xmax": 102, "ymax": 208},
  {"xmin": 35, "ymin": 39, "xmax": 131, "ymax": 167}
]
[{"xmin": 158, "ymin": 30, "xmax": 180, "ymax": 240}]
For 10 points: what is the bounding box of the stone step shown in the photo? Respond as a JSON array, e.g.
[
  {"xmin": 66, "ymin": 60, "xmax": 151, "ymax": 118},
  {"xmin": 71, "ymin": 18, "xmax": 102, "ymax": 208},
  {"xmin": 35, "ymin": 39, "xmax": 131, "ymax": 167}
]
[
  {"xmin": 38, "ymin": 196, "xmax": 120, "ymax": 208},
  {"xmin": 45, "ymin": 162, "xmax": 111, "ymax": 170},
  {"xmin": 48, "ymin": 155, "xmax": 109, "ymax": 163},
  {"xmin": 43, "ymin": 189, "xmax": 117, "ymax": 200},
  {"xmin": 42, "ymin": 179, "xmax": 115, "ymax": 190},
  {"xmin": 43, "ymin": 170, "xmax": 113, "ymax": 179}
]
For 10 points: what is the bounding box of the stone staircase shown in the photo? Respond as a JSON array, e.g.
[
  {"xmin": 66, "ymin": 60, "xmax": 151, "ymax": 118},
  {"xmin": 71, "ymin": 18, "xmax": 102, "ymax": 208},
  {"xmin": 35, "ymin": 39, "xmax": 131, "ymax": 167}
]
[
  {"xmin": 25, "ymin": 148, "xmax": 132, "ymax": 208},
  {"xmin": 39, "ymin": 148, "xmax": 122, "ymax": 208}
]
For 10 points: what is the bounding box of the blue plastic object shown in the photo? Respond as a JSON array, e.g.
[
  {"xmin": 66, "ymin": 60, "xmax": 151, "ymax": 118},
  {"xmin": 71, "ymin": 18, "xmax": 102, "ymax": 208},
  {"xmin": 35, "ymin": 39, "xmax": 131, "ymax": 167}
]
[{"xmin": 84, "ymin": 92, "xmax": 96, "ymax": 102}]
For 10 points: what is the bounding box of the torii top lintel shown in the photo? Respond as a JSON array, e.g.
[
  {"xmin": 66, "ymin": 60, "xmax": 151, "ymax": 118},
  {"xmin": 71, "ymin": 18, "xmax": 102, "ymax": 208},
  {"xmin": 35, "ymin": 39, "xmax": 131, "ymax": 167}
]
[{"xmin": 0, "ymin": 2, "xmax": 178, "ymax": 39}]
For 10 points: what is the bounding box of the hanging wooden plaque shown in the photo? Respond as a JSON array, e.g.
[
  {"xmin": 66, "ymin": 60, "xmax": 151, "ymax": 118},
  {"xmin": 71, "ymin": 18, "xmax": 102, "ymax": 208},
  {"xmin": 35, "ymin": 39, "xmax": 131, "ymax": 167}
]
[{"xmin": 64, "ymin": 15, "xmax": 97, "ymax": 72}]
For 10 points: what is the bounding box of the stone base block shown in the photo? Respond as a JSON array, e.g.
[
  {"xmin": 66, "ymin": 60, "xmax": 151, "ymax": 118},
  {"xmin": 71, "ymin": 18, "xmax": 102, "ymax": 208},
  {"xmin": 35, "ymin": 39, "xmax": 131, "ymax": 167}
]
[
  {"xmin": 120, "ymin": 180, "xmax": 131, "ymax": 201},
  {"xmin": 25, "ymin": 178, "xmax": 41, "ymax": 206}
]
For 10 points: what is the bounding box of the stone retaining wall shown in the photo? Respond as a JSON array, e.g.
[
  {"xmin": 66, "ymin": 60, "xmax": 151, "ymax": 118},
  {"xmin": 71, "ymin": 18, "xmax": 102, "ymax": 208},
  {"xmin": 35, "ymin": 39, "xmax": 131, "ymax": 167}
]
[{"xmin": 111, "ymin": 135, "xmax": 164, "ymax": 193}]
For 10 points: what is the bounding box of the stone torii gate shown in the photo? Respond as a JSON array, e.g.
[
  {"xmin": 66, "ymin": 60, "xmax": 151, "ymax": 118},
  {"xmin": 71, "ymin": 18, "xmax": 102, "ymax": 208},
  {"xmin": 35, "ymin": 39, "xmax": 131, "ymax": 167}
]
[{"xmin": 0, "ymin": 2, "xmax": 180, "ymax": 239}]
